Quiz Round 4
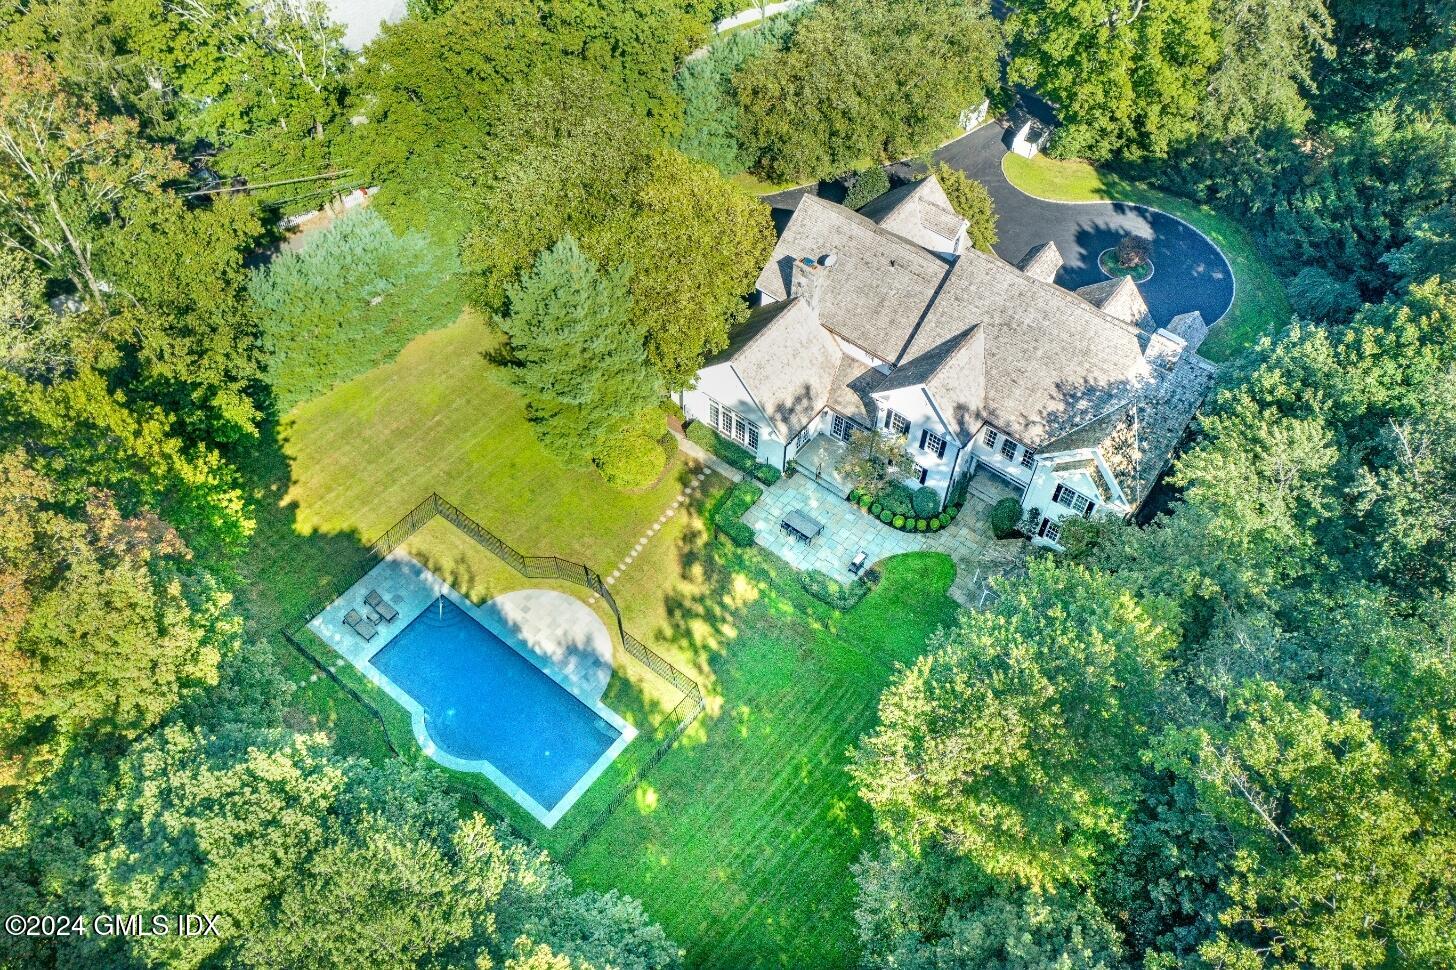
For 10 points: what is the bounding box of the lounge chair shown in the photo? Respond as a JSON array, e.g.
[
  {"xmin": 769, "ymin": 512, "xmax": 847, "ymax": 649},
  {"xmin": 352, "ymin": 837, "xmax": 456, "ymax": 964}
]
[
  {"xmin": 365, "ymin": 590, "xmax": 398, "ymax": 622},
  {"xmin": 848, "ymin": 551, "xmax": 867, "ymax": 576},
  {"xmin": 343, "ymin": 608, "xmax": 377, "ymax": 641}
]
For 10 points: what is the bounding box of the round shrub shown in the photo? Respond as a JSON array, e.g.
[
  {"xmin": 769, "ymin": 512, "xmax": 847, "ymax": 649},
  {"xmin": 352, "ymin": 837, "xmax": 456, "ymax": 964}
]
[
  {"xmin": 989, "ymin": 497, "xmax": 1023, "ymax": 539},
  {"xmin": 879, "ymin": 509, "xmax": 893, "ymax": 524},
  {"xmin": 871, "ymin": 501, "xmax": 883, "ymax": 517},
  {"xmin": 849, "ymin": 487, "xmax": 862, "ymax": 504},
  {"xmin": 595, "ymin": 432, "xmax": 668, "ymax": 489},
  {"xmin": 945, "ymin": 504, "xmax": 960, "ymax": 520},
  {"xmin": 912, "ymin": 486, "xmax": 939, "ymax": 517},
  {"xmin": 879, "ymin": 482, "xmax": 916, "ymax": 516},
  {"xmin": 859, "ymin": 493, "xmax": 873, "ymax": 510},
  {"xmin": 929, "ymin": 516, "xmax": 943, "ymax": 530},
  {"xmin": 916, "ymin": 518, "xmax": 928, "ymax": 531},
  {"xmin": 892, "ymin": 514, "xmax": 906, "ymax": 529}
]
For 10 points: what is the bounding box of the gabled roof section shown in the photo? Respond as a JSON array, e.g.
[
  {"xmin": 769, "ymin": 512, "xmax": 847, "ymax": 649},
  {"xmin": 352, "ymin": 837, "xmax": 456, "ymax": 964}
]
[
  {"xmin": 1042, "ymin": 349, "xmax": 1217, "ymax": 506},
  {"xmin": 1017, "ymin": 241, "xmax": 1064, "ymax": 283},
  {"xmin": 755, "ymin": 195, "xmax": 950, "ymax": 363},
  {"xmin": 709, "ymin": 297, "xmax": 841, "ymax": 440},
  {"xmin": 858, "ymin": 175, "xmax": 967, "ymax": 253},
  {"xmin": 936, "ymin": 248, "xmax": 1154, "ymax": 448},
  {"xmin": 1074, "ymin": 276, "xmax": 1152, "ymax": 329}
]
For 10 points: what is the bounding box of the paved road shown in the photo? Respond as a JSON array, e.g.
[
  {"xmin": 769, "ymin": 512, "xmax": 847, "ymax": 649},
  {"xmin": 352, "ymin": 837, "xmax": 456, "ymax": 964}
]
[{"xmin": 764, "ymin": 123, "xmax": 1235, "ymax": 329}]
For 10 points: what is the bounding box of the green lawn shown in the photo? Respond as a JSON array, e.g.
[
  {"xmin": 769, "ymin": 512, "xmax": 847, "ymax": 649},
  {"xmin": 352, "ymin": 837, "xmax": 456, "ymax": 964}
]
[
  {"xmin": 1002, "ymin": 151, "xmax": 1291, "ymax": 362},
  {"xmin": 230, "ymin": 315, "xmax": 966, "ymax": 968},
  {"xmin": 232, "ymin": 312, "xmax": 700, "ymax": 769},
  {"xmin": 568, "ymin": 548, "xmax": 961, "ymax": 970}
]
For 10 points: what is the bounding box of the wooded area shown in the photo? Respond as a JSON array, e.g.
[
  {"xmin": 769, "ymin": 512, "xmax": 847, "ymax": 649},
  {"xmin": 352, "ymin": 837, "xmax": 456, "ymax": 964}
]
[{"xmin": 1, "ymin": 0, "xmax": 1453, "ymax": 965}]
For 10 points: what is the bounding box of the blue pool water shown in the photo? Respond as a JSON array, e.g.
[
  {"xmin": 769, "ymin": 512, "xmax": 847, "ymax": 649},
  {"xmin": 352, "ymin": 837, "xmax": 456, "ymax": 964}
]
[{"xmin": 371, "ymin": 597, "xmax": 621, "ymax": 810}]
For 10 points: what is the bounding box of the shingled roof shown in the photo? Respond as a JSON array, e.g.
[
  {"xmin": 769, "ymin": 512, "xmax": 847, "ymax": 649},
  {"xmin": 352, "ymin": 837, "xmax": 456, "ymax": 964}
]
[
  {"xmin": 857, "ymin": 177, "xmax": 966, "ymax": 254},
  {"xmin": 755, "ymin": 195, "xmax": 948, "ymax": 363},
  {"xmin": 729, "ymin": 180, "xmax": 1213, "ymax": 496},
  {"xmin": 1018, "ymin": 241, "xmax": 1064, "ymax": 282},
  {"xmin": 1041, "ymin": 348, "xmax": 1217, "ymax": 505},
  {"xmin": 1074, "ymin": 276, "xmax": 1152, "ymax": 330},
  {"xmin": 708, "ymin": 298, "xmax": 841, "ymax": 440}
]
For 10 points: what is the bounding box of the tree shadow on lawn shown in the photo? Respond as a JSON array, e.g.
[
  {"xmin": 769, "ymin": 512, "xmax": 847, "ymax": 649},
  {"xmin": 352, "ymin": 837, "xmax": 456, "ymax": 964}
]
[{"xmin": 225, "ymin": 414, "xmax": 701, "ymax": 771}]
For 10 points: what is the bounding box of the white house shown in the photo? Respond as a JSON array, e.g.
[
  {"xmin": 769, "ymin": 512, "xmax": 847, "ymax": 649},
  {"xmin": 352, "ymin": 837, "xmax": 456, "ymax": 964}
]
[{"xmin": 680, "ymin": 175, "xmax": 1217, "ymax": 546}]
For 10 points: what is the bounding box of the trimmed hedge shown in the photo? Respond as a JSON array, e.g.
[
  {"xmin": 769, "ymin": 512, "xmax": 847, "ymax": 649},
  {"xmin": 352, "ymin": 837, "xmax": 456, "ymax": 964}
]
[
  {"xmin": 751, "ymin": 463, "xmax": 782, "ymax": 486},
  {"xmin": 686, "ymin": 421, "xmax": 780, "ymax": 485},
  {"xmin": 712, "ymin": 479, "xmax": 764, "ymax": 547},
  {"xmin": 799, "ymin": 566, "xmax": 880, "ymax": 609},
  {"xmin": 847, "ymin": 488, "xmax": 958, "ymax": 533},
  {"xmin": 686, "ymin": 420, "xmax": 755, "ymax": 470}
]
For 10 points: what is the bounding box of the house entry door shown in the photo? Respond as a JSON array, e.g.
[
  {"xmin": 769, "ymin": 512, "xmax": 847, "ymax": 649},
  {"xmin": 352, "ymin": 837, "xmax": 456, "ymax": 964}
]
[{"xmin": 830, "ymin": 414, "xmax": 855, "ymax": 442}]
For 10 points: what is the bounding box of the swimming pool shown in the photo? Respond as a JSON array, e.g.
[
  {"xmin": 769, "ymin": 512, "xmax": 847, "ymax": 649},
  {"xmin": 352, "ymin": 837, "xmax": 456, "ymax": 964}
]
[{"xmin": 371, "ymin": 596, "xmax": 623, "ymax": 812}]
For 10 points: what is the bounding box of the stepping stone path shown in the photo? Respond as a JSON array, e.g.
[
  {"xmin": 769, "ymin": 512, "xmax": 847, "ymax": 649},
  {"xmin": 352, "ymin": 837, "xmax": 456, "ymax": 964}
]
[{"xmin": 587, "ymin": 466, "xmax": 712, "ymax": 606}]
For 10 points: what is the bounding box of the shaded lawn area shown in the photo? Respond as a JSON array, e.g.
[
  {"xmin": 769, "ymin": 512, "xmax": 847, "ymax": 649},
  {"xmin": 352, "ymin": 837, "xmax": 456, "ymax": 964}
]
[
  {"xmin": 567, "ymin": 545, "xmax": 962, "ymax": 970},
  {"xmin": 1001, "ymin": 151, "xmax": 1291, "ymax": 362},
  {"xmin": 230, "ymin": 312, "xmax": 699, "ymax": 767},
  {"xmin": 229, "ymin": 314, "xmax": 965, "ymax": 968}
]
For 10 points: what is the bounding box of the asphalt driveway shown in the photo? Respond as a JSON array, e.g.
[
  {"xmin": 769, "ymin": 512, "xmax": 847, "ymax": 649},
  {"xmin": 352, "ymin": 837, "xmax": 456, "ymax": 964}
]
[{"xmin": 763, "ymin": 123, "xmax": 1235, "ymax": 329}]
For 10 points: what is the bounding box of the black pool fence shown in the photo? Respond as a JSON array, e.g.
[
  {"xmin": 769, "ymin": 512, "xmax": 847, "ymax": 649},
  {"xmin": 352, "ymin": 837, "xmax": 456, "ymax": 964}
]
[{"xmin": 280, "ymin": 492, "xmax": 705, "ymax": 860}]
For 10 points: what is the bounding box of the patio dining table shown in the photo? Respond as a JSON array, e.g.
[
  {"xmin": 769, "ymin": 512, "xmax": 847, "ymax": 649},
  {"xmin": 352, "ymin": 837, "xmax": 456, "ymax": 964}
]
[{"xmin": 781, "ymin": 509, "xmax": 825, "ymax": 544}]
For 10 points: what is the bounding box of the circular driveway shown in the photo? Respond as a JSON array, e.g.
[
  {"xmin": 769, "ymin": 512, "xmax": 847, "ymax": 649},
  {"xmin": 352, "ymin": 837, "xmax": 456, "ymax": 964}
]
[{"xmin": 765, "ymin": 123, "xmax": 1234, "ymax": 329}]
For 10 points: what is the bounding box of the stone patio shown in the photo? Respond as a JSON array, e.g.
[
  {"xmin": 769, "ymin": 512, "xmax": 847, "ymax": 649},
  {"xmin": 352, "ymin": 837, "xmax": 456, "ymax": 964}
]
[{"xmin": 743, "ymin": 472, "xmax": 1026, "ymax": 605}]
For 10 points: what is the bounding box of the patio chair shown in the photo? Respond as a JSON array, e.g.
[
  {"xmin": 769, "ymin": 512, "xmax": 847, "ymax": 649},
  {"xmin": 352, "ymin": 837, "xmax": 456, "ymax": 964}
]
[
  {"xmin": 343, "ymin": 608, "xmax": 377, "ymax": 642},
  {"xmin": 848, "ymin": 551, "xmax": 867, "ymax": 575},
  {"xmin": 365, "ymin": 589, "xmax": 398, "ymax": 622}
]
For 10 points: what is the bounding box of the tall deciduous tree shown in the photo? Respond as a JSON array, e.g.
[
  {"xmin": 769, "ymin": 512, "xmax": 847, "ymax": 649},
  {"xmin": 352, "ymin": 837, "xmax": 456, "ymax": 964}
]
[
  {"xmin": 1199, "ymin": 0, "xmax": 1334, "ymax": 141},
  {"xmin": 0, "ymin": 52, "xmax": 183, "ymax": 303},
  {"xmin": 735, "ymin": 0, "xmax": 1002, "ymax": 181},
  {"xmin": 0, "ymin": 455, "xmax": 232, "ymax": 779},
  {"xmin": 496, "ymin": 236, "xmax": 663, "ymax": 471},
  {"xmin": 463, "ymin": 72, "xmax": 773, "ymax": 390},
  {"xmin": 94, "ymin": 726, "xmax": 681, "ymax": 969},
  {"xmin": 850, "ymin": 558, "xmax": 1176, "ymax": 888},
  {"xmin": 1007, "ymin": 0, "xmax": 1219, "ymax": 161},
  {"xmin": 1152, "ymin": 681, "xmax": 1456, "ymax": 969}
]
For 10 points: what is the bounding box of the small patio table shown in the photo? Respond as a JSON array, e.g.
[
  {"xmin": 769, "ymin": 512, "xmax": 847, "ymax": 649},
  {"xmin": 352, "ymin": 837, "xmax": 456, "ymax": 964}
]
[{"xmin": 781, "ymin": 509, "xmax": 825, "ymax": 544}]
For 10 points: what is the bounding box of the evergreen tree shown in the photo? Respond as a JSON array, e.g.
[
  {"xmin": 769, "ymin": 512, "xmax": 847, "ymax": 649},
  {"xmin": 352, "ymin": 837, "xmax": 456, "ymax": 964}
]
[
  {"xmin": 496, "ymin": 237, "xmax": 663, "ymax": 472},
  {"xmin": 932, "ymin": 163, "xmax": 998, "ymax": 252}
]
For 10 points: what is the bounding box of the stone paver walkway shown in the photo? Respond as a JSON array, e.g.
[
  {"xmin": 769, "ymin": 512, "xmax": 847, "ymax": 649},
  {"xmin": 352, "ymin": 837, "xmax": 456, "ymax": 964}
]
[
  {"xmin": 744, "ymin": 473, "xmax": 1025, "ymax": 605},
  {"xmin": 591, "ymin": 464, "xmax": 714, "ymax": 604}
]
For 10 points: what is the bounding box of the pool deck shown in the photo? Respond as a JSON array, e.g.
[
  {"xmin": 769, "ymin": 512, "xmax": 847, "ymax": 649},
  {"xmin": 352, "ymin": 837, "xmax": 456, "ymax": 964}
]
[{"xmin": 307, "ymin": 550, "xmax": 636, "ymax": 828}]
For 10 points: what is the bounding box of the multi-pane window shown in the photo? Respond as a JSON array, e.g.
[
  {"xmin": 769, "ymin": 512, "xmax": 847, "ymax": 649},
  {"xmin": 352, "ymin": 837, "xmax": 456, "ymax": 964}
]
[
  {"xmin": 920, "ymin": 429, "xmax": 947, "ymax": 458},
  {"xmin": 708, "ymin": 398, "xmax": 759, "ymax": 451},
  {"xmin": 1020, "ymin": 449, "xmax": 1036, "ymax": 469},
  {"xmin": 983, "ymin": 428, "xmax": 999, "ymax": 448},
  {"xmin": 831, "ymin": 413, "xmax": 855, "ymax": 442},
  {"xmin": 1038, "ymin": 517, "xmax": 1062, "ymax": 543},
  {"xmin": 912, "ymin": 464, "xmax": 928, "ymax": 485},
  {"xmin": 1000, "ymin": 438, "xmax": 1018, "ymax": 462},
  {"xmin": 1052, "ymin": 483, "xmax": 1095, "ymax": 516},
  {"xmin": 883, "ymin": 409, "xmax": 910, "ymax": 436}
]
